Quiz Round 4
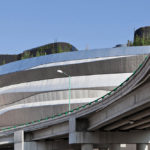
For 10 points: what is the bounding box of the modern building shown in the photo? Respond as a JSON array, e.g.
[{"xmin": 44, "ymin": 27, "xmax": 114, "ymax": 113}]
[{"xmin": 0, "ymin": 46, "xmax": 149, "ymax": 129}]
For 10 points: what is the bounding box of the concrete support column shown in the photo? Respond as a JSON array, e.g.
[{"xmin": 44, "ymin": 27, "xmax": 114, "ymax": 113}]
[
  {"xmin": 81, "ymin": 144, "xmax": 93, "ymax": 150},
  {"xmin": 137, "ymin": 144, "xmax": 148, "ymax": 150},
  {"xmin": 109, "ymin": 144, "xmax": 120, "ymax": 150},
  {"xmin": 14, "ymin": 130, "xmax": 24, "ymax": 150},
  {"xmin": 14, "ymin": 130, "xmax": 47, "ymax": 150}
]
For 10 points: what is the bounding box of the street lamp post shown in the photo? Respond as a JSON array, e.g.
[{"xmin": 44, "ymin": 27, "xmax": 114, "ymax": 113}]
[{"xmin": 57, "ymin": 70, "xmax": 71, "ymax": 112}]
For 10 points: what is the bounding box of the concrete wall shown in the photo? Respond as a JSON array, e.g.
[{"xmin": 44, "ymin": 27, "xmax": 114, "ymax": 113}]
[
  {"xmin": 0, "ymin": 103, "xmax": 82, "ymax": 127},
  {"xmin": 0, "ymin": 55, "xmax": 146, "ymax": 88},
  {"xmin": 0, "ymin": 89, "xmax": 108, "ymax": 107}
]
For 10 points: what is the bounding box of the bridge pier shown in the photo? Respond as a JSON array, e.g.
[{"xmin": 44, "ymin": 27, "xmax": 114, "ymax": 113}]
[
  {"xmin": 12, "ymin": 120, "xmax": 150, "ymax": 150},
  {"xmin": 14, "ymin": 130, "xmax": 24, "ymax": 150},
  {"xmin": 136, "ymin": 144, "xmax": 149, "ymax": 150},
  {"xmin": 69, "ymin": 118, "xmax": 98, "ymax": 150},
  {"xmin": 14, "ymin": 130, "xmax": 47, "ymax": 150}
]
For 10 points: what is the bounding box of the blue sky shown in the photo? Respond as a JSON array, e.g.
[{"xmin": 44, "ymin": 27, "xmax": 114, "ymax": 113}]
[{"xmin": 0, "ymin": 0, "xmax": 150, "ymax": 54}]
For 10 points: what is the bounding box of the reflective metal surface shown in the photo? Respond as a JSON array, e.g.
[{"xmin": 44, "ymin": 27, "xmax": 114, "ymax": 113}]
[{"xmin": 0, "ymin": 46, "xmax": 150, "ymax": 75}]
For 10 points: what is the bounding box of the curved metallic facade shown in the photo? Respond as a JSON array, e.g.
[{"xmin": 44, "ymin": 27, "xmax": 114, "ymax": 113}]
[
  {"xmin": 0, "ymin": 46, "xmax": 149, "ymax": 127},
  {"xmin": 1, "ymin": 45, "xmax": 150, "ymax": 75}
]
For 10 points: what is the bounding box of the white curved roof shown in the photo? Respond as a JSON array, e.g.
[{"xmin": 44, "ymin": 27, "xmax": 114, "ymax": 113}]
[{"xmin": 0, "ymin": 46, "xmax": 150, "ymax": 75}]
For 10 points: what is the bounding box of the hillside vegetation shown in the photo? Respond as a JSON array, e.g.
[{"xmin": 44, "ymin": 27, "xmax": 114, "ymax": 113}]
[
  {"xmin": 0, "ymin": 42, "xmax": 78, "ymax": 65},
  {"xmin": 127, "ymin": 26, "xmax": 150, "ymax": 46}
]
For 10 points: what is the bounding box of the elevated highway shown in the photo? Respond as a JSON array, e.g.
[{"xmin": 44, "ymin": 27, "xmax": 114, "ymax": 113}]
[{"xmin": 0, "ymin": 46, "xmax": 150, "ymax": 150}]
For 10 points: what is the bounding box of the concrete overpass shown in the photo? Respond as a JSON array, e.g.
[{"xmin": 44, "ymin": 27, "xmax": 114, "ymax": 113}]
[
  {"xmin": 0, "ymin": 46, "xmax": 149, "ymax": 127},
  {"xmin": 0, "ymin": 46, "xmax": 150, "ymax": 150}
]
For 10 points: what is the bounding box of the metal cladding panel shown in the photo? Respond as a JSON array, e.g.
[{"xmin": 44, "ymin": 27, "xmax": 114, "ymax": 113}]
[{"xmin": 0, "ymin": 46, "xmax": 150, "ymax": 76}]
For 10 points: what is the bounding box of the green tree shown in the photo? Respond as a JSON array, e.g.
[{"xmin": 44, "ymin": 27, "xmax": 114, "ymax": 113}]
[
  {"xmin": 51, "ymin": 48, "xmax": 56, "ymax": 54},
  {"xmin": 36, "ymin": 50, "xmax": 41, "ymax": 57},
  {"xmin": 21, "ymin": 51, "xmax": 31, "ymax": 59},
  {"xmin": 133, "ymin": 35, "xmax": 142, "ymax": 46},
  {"xmin": 58, "ymin": 44, "xmax": 63, "ymax": 53},
  {"xmin": 2, "ymin": 59, "xmax": 5, "ymax": 65},
  {"xmin": 127, "ymin": 40, "xmax": 133, "ymax": 46}
]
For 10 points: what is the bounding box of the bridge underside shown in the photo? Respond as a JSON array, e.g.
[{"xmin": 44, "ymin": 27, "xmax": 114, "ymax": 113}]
[{"xmin": 0, "ymin": 51, "xmax": 149, "ymax": 150}]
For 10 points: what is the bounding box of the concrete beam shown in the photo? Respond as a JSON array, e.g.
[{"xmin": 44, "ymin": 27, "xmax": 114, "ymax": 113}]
[
  {"xmin": 69, "ymin": 132, "xmax": 99, "ymax": 144},
  {"xmin": 0, "ymin": 134, "xmax": 13, "ymax": 146},
  {"xmin": 104, "ymin": 108, "xmax": 150, "ymax": 130},
  {"xmin": 32, "ymin": 122, "xmax": 69, "ymax": 140},
  {"xmin": 69, "ymin": 130, "xmax": 150, "ymax": 145},
  {"xmin": 98, "ymin": 131, "xmax": 150, "ymax": 144},
  {"xmin": 89, "ymin": 81, "xmax": 150, "ymax": 130},
  {"xmin": 120, "ymin": 116, "xmax": 150, "ymax": 130},
  {"xmin": 136, "ymin": 123, "xmax": 150, "ymax": 130}
]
